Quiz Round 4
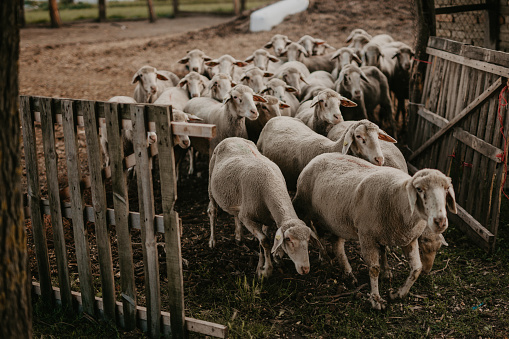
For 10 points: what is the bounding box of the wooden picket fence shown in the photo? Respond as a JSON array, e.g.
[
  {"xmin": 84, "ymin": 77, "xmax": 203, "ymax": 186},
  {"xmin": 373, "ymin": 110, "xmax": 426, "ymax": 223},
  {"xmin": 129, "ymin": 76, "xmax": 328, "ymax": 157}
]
[
  {"xmin": 21, "ymin": 95, "xmax": 226, "ymax": 338},
  {"xmin": 408, "ymin": 36, "xmax": 509, "ymax": 252}
]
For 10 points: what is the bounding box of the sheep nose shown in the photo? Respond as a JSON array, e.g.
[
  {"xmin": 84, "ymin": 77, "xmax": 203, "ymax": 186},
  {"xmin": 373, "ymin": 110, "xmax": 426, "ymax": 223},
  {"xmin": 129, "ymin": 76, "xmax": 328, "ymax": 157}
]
[
  {"xmin": 192, "ymin": 67, "xmax": 199, "ymax": 72},
  {"xmin": 182, "ymin": 139, "xmax": 190, "ymax": 147},
  {"xmin": 374, "ymin": 156, "xmax": 383, "ymax": 166},
  {"xmin": 148, "ymin": 134, "xmax": 157, "ymax": 144},
  {"xmin": 301, "ymin": 266, "xmax": 310, "ymax": 275},
  {"xmin": 333, "ymin": 114, "xmax": 341, "ymax": 121},
  {"xmin": 353, "ymin": 90, "xmax": 362, "ymax": 97},
  {"xmin": 192, "ymin": 93, "xmax": 199, "ymax": 98},
  {"xmin": 150, "ymin": 86, "xmax": 157, "ymax": 94},
  {"xmin": 434, "ymin": 217, "xmax": 447, "ymax": 230},
  {"xmin": 250, "ymin": 110, "xmax": 259, "ymax": 119}
]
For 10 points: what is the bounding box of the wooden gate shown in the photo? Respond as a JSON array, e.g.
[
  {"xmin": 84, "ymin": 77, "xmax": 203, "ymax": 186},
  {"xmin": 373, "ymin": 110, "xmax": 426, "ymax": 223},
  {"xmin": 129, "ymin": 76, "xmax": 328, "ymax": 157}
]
[
  {"xmin": 408, "ymin": 36, "xmax": 509, "ymax": 252},
  {"xmin": 21, "ymin": 95, "xmax": 226, "ymax": 338}
]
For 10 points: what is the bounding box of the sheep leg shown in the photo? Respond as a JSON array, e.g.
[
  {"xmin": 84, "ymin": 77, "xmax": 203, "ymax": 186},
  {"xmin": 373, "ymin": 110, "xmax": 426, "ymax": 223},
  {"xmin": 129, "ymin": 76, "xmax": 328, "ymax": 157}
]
[
  {"xmin": 240, "ymin": 217, "xmax": 273, "ymax": 278},
  {"xmin": 360, "ymin": 239, "xmax": 386, "ymax": 310},
  {"xmin": 380, "ymin": 246, "xmax": 393, "ymax": 280},
  {"xmin": 390, "ymin": 239, "xmax": 422, "ymax": 300},
  {"xmin": 234, "ymin": 217, "xmax": 243, "ymax": 243},
  {"xmin": 187, "ymin": 147, "xmax": 195, "ymax": 176},
  {"xmin": 333, "ymin": 238, "xmax": 357, "ymax": 286},
  {"xmin": 207, "ymin": 200, "xmax": 218, "ymax": 248}
]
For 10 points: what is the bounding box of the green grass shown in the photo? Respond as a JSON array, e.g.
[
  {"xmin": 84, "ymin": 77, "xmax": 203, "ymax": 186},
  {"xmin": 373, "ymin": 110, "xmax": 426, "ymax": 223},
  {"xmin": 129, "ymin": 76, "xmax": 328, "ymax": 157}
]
[{"xmin": 24, "ymin": 0, "xmax": 272, "ymax": 24}]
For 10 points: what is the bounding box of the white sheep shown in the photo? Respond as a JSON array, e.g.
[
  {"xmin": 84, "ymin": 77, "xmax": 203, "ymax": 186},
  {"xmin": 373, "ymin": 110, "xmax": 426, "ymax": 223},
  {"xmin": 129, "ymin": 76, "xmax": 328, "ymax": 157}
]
[
  {"xmin": 153, "ymin": 72, "xmax": 210, "ymax": 110},
  {"xmin": 293, "ymin": 153, "xmax": 457, "ymax": 309},
  {"xmin": 245, "ymin": 94, "xmax": 287, "ymax": 143},
  {"xmin": 183, "ymin": 84, "xmax": 266, "ymax": 157},
  {"xmin": 345, "ymin": 28, "xmax": 372, "ymax": 45},
  {"xmin": 132, "ymin": 65, "xmax": 172, "ymax": 103},
  {"xmin": 297, "ymin": 35, "xmax": 335, "ymax": 56},
  {"xmin": 334, "ymin": 64, "xmax": 394, "ymax": 132},
  {"xmin": 330, "ymin": 47, "xmax": 362, "ymax": 80},
  {"xmin": 263, "ymin": 33, "xmax": 292, "ymax": 57},
  {"xmin": 294, "ymin": 88, "xmax": 356, "ymax": 136},
  {"xmin": 257, "ymin": 116, "xmax": 392, "ymax": 189},
  {"xmin": 272, "ymin": 61, "xmax": 311, "ymax": 99},
  {"xmin": 300, "ymin": 70, "xmax": 335, "ymax": 102},
  {"xmin": 206, "ymin": 73, "xmax": 236, "ymax": 102},
  {"xmin": 244, "ymin": 48, "xmax": 281, "ymax": 72},
  {"xmin": 208, "ymin": 137, "xmax": 319, "ymax": 277},
  {"xmin": 205, "ymin": 54, "xmax": 248, "ymax": 82},
  {"xmin": 347, "ymin": 32, "xmax": 372, "ymax": 58},
  {"xmin": 177, "ymin": 49, "xmax": 212, "ymax": 75},
  {"xmin": 239, "ymin": 66, "xmax": 273, "ymax": 94},
  {"xmin": 261, "ymin": 78, "xmax": 299, "ymax": 117}
]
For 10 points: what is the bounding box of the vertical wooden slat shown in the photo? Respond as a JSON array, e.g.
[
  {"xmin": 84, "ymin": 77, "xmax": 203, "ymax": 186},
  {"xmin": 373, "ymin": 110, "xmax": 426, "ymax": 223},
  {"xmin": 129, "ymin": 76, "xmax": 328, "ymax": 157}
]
[
  {"xmin": 105, "ymin": 102, "xmax": 137, "ymax": 330},
  {"xmin": 154, "ymin": 105, "xmax": 187, "ymax": 338},
  {"xmin": 131, "ymin": 105, "xmax": 160, "ymax": 338},
  {"xmin": 39, "ymin": 97, "xmax": 73, "ymax": 309},
  {"xmin": 81, "ymin": 100, "xmax": 116, "ymax": 321},
  {"xmin": 61, "ymin": 99, "xmax": 95, "ymax": 316},
  {"xmin": 21, "ymin": 96, "xmax": 53, "ymax": 306}
]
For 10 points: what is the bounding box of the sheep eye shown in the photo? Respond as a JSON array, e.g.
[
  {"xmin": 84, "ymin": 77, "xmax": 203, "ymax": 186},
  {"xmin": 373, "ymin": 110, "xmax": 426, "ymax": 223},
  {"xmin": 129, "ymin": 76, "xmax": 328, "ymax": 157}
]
[
  {"xmin": 416, "ymin": 187, "xmax": 423, "ymax": 193},
  {"xmin": 233, "ymin": 96, "xmax": 238, "ymax": 100}
]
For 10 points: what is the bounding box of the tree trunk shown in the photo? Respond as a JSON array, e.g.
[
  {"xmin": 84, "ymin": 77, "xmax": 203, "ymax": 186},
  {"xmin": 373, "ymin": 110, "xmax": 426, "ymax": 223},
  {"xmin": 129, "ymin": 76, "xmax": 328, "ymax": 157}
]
[
  {"xmin": 240, "ymin": 0, "xmax": 246, "ymax": 12},
  {"xmin": 147, "ymin": 0, "xmax": 156, "ymax": 23},
  {"xmin": 408, "ymin": 0, "xmax": 436, "ymax": 146},
  {"xmin": 48, "ymin": 0, "xmax": 62, "ymax": 28},
  {"xmin": 233, "ymin": 0, "xmax": 240, "ymax": 16},
  {"xmin": 172, "ymin": 0, "xmax": 179, "ymax": 17},
  {"xmin": 19, "ymin": 0, "xmax": 25, "ymax": 27},
  {"xmin": 0, "ymin": 0, "xmax": 32, "ymax": 338},
  {"xmin": 98, "ymin": 0, "xmax": 106, "ymax": 22}
]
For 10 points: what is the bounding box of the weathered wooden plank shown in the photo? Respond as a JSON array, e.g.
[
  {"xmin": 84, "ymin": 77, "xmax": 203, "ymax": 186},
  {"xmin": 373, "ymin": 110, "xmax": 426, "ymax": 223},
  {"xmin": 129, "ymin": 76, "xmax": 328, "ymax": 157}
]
[
  {"xmin": 448, "ymin": 208, "xmax": 494, "ymax": 252},
  {"xmin": 104, "ymin": 102, "xmax": 137, "ymax": 330},
  {"xmin": 453, "ymin": 128, "xmax": 504, "ymax": 163},
  {"xmin": 20, "ymin": 96, "xmax": 53, "ymax": 306},
  {"xmin": 417, "ymin": 107, "xmax": 448, "ymax": 128},
  {"xmin": 81, "ymin": 100, "xmax": 117, "ymax": 322},
  {"xmin": 32, "ymin": 282, "xmax": 228, "ymax": 338},
  {"xmin": 61, "ymin": 99, "xmax": 95, "ymax": 316},
  {"xmin": 462, "ymin": 43, "xmax": 509, "ymax": 68},
  {"xmin": 409, "ymin": 77, "xmax": 504, "ymax": 162},
  {"xmin": 39, "ymin": 97, "xmax": 73, "ymax": 309},
  {"xmin": 131, "ymin": 104, "xmax": 161, "ymax": 338},
  {"xmin": 426, "ymin": 48, "xmax": 509, "ymax": 78},
  {"xmin": 427, "ymin": 36, "xmax": 463, "ymax": 55},
  {"xmin": 154, "ymin": 105, "xmax": 186, "ymax": 338}
]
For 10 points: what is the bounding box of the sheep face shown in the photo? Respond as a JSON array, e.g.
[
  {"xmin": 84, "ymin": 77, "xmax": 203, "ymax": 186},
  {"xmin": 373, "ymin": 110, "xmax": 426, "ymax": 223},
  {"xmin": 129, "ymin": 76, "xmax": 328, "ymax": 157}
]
[
  {"xmin": 271, "ymin": 223, "xmax": 313, "ymax": 275},
  {"xmin": 279, "ymin": 69, "xmax": 307, "ymax": 96},
  {"xmin": 311, "ymin": 90, "xmax": 356, "ymax": 125},
  {"xmin": 262, "ymin": 79, "xmax": 297, "ymax": 103},
  {"xmin": 178, "ymin": 72, "xmax": 208, "ymax": 98},
  {"xmin": 245, "ymin": 49, "xmax": 279, "ymax": 71},
  {"xmin": 208, "ymin": 73, "xmax": 234, "ymax": 101},
  {"xmin": 407, "ymin": 169, "xmax": 457, "ymax": 234},
  {"xmin": 350, "ymin": 33, "xmax": 371, "ymax": 56},
  {"xmin": 178, "ymin": 49, "xmax": 211, "ymax": 74},
  {"xmin": 264, "ymin": 34, "xmax": 291, "ymax": 57},
  {"xmin": 298, "ymin": 35, "xmax": 323, "ymax": 56},
  {"xmin": 393, "ymin": 47, "xmax": 414, "ymax": 72},
  {"xmin": 255, "ymin": 95, "xmax": 282, "ymax": 122},
  {"xmin": 418, "ymin": 227, "xmax": 448, "ymax": 274},
  {"xmin": 332, "ymin": 48, "xmax": 361, "ymax": 72},
  {"xmin": 281, "ymin": 42, "xmax": 308, "ymax": 62},
  {"xmin": 362, "ymin": 44, "xmax": 382, "ymax": 68},
  {"xmin": 240, "ymin": 67, "xmax": 273, "ymax": 94},
  {"xmin": 346, "ymin": 29, "xmax": 372, "ymax": 43},
  {"xmin": 225, "ymin": 85, "xmax": 266, "ymax": 120},
  {"xmin": 342, "ymin": 121, "xmax": 397, "ymax": 166},
  {"xmin": 132, "ymin": 66, "xmax": 169, "ymax": 102},
  {"xmin": 206, "ymin": 55, "xmax": 248, "ymax": 79},
  {"xmin": 172, "ymin": 111, "xmax": 191, "ymax": 149},
  {"xmin": 338, "ymin": 65, "xmax": 370, "ymax": 100}
]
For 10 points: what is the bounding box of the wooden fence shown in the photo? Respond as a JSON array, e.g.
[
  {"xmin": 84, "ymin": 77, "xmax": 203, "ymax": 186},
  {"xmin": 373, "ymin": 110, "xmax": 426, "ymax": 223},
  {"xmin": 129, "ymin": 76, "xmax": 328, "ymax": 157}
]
[
  {"xmin": 408, "ymin": 36, "xmax": 509, "ymax": 252},
  {"xmin": 20, "ymin": 95, "xmax": 227, "ymax": 338}
]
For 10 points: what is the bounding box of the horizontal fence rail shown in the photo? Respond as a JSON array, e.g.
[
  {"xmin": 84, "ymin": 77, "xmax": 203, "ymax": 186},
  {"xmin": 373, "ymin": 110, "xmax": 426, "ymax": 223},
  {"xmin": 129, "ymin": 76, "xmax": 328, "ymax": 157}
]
[{"xmin": 20, "ymin": 95, "xmax": 226, "ymax": 338}]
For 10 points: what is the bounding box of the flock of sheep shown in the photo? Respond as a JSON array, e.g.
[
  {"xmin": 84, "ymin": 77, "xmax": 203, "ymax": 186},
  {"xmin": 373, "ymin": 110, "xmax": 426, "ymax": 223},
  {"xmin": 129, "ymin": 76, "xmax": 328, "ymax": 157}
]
[{"xmin": 102, "ymin": 29, "xmax": 458, "ymax": 310}]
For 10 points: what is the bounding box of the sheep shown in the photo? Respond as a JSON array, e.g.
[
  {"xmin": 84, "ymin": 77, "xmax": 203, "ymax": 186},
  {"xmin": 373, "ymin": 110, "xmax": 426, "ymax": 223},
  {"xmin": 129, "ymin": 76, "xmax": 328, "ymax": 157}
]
[
  {"xmin": 347, "ymin": 32, "xmax": 372, "ymax": 58},
  {"xmin": 132, "ymin": 65, "xmax": 172, "ymax": 103},
  {"xmin": 280, "ymin": 42, "xmax": 336, "ymax": 73},
  {"xmin": 257, "ymin": 116, "xmax": 393, "ymax": 189},
  {"xmin": 295, "ymin": 35, "xmax": 335, "ymax": 56},
  {"xmin": 205, "ymin": 54, "xmax": 249, "ymax": 82},
  {"xmin": 418, "ymin": 226, "xmax": 449, "ymax": 274},
  {"xmin": 153, "ymin": 88, "xmax": 190, "ymax": 111},
  {"xmin": 272, "ymin": 61, "xmax": 310, "ymax": 98},
  {"xmin": 244, "ymin": 48, "xmax": 281, "ymax": 72},
  {"xmin": 157, "ymin": 70, "xmax": 180, "ymax": 87},
  {"xmin": 345, "ymin": 28, "xmax": 372, "ymax": 45},
  {"xmin": 177, "ymin": 49, "xmax": 212, "ymax": 75},
  {"xmin": 370, "ymin": 33, "xmax": 395, "ymax": 46},
  {"xmin": 280, "ymin": 41, "xmax": 309, "ymax": 62},
  {"xmin": 334, "ymin": 64, "xmax": 395, "ymax": 133},
  {"xmin": 300, "ymin": 70, "xmax": 335, "ymax": 102},
  {"xmin": 176, "ymin": 71, "xmax": 210, "ymax": 98},
  {"xmin": 261, "ymin": 78, "xmax": 299, "ymax": 117},
  {"xmin": 206, "ymin": 73, "xmax": 236, "ymax": 102},
  {"xmin": 208, "ymin": 137, "xmax": 320, "ymax": 278},
  {"xmin": 330, "ymin": 47, "xmax": 362, "ymax": 80},
  {"xmin": 294, "ymin": 88, "xmax": 357, "ymax": 136},
  {"xmin": 245, "ymin": 94, "xmax": 287, "ymax": 143},
  {"xmin": 239, "ymin": 66, "xmax": 273, "ymax": 94},
  {"xmin": 153, "ymin": 71, "xmax": 210, "ymax": 110},
  {"xmin": 183, "ymin": 84, "xmax": 266, "ymax": 157},
  {"xmin": 293, "ymin": 153, "xmax": 457, "ymax": 309},
  {"xmin": 263, "ymin": 33, "xmax": 292, "ymax": 57}
]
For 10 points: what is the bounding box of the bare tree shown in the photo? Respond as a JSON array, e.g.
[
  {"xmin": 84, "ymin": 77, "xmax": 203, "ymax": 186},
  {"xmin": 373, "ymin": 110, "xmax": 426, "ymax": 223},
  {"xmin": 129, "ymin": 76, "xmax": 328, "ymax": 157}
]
[
  {"xmin": 98, "ymin": 0, "xmax": 106, "ymax": 22},
  {"xmin": 48, "ymin": 0, "xmax": 62, "ymax": 28},
  {"xmin": 19, "ymin": 0, "xmax": 25, "ymax": 27},
  {"xmin": 0, "ymin": 0, "xmax": 32, "ymax": 337},
  {"xmin": 172, "ymin": 0, "xmax": 179, "ymax": 17},
  {"xmin": 147, "ymin": 0, "xmax": 156, "ymax": 23}
]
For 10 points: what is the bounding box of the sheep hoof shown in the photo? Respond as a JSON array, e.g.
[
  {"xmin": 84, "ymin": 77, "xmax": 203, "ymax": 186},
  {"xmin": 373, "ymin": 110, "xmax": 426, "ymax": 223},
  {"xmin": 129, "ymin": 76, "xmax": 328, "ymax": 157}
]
[
  {"xmin": 209, "ymin": 239, "xmax": 216, "ymax": 249},
  {"xmin": 369, "ymin": 294, "xmax": 387, "ymax": 310},
  {"xmin": 389, "ymin": 289, "xmax": 403, "ymax": 300}
]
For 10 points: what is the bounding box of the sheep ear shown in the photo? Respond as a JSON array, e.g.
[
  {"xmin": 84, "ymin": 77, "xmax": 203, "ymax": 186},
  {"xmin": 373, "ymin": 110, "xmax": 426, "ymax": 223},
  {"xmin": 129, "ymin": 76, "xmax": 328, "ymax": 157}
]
[
  {"xmin": 339, "ymin": 97, "xmax": 357, "ymax": 107},
  {"xmin": 286, "ymin": 86, "xmax": 298, "ymax": 93},
  {"xmin": 360, "ymin": 71, "xmax": 370, "ymax": 83},
  {"xmin": 378, "ymin": 130, "xmax": 397, "ymax": 143},
  {"xmin": 300, "ymin": 75, "xmax": 309, "ymax": 85},
  {"xmin": 264, "ymin": 41, "xmax": 273, "ymax": 49},
  {"xmin": 204, "ymin": 56, "xmax": 212, "ymax": 62},
  {"xmin": 310, "ymin": 97, "xmax": 322, "ymax": 108},
  {"xmin": 268, "ymin": 55, "xmax": 280, "ymax": 62},
  {"xmin": 205, "ymin": 60, "xmax": 219, "ymax": 67},
  {"xmin": 177, "ymin": 57, "xmax": 189, "ymax": 64},
  {"xmin": 132, "ymin": 73, "xmax": 141, "ymax": 84},
  {"xmin": 342, "ymin": 127, "xmax": 355, "ymax": 154},
  {"xmin": 253, "ymin": 94, "xmax": 268, "ymax": 103},
  {"xmin": 235, "ymin": 61, "xmax": 249, "ymax": 67},
  {"xmin": 446, "ymin": 185, "xmax": 457, "ymax": 214},
  {"xmin": 330, "ymin": 50, "xmax": 340, "ymax": 61},
  {"xmin": 245, "ymin": 55, "xmax": 254, "ymax": 63},
  {"xmin": 261, "ymin": 87, "xmax": 270, "ymax": 94},
  {"xmin": 280, "ymin": 102, "xmax": 290, "ymax": 109},
  {"xmin": 156, "ymin": 72, "xmax": 169, "ymax": 81},
  {"xmin": 352, "ymin": 53, "xmax": 362, "ymax": 65},
  {"xmin": 392, "ymin": 52, "xmax": 400, "ymax": 59},
  {"xmin": 439, "ymin": 234, "xmax": 449, "ymax": 247},
  {"xmin": 185, "ymin": 113, "xmax": 203, "ymax": 122},
  {"xmin": 231, "ymin": 81, "xmax": 237, "ymax": 87},
  {"xmin": 323, "ymin": 43, "xmax": 336, "ymax": 51},
  {"xmin": 406, "ymin": 179, "xmax": 418, "ymax": 215},
  {"xmin": 263, "ymin": 72, "xmax": 274, "ymax": 78},
  {"xmin": 240, "ymin": 75, "xmax": 248, "ymax": 82},
  {"xmin": 271, "ymin": 228, "xmax": 284, "ymax": 254},
  {"xmin": 177, "ymin": 79, "xmax": 188, "ymax": 88}
]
